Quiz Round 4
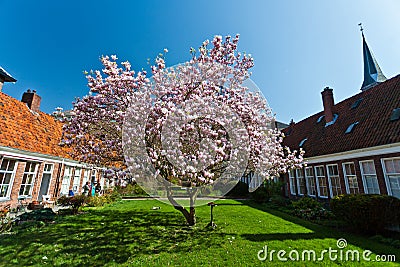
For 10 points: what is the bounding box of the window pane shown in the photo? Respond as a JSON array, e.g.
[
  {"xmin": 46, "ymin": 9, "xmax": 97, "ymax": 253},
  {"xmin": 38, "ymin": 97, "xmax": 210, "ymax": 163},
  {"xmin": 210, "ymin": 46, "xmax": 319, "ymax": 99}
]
[
  {"xmin": 0, "ymin": 185, "xmax": 8, "ymax": 197},
  {"xmin": 361, "ymin": 161, "xmax": 375, "ymax": 175},
  {"xmin": 394, "ymin": 159, "xmax": 400, "ymax": 173},
  {"xmin": 0, "ymin": 160, "xmax": 7, "ymax": 171},
  {"xmin": 7, "ymin": 160, "xmax": 15, "ymax": 171},
  {"xmin": 385, "ymin": 160, "xmax": 395, "ymax": 173},
  {"xmin": 3, "ymin": 173, "xmax": 12, "ymax": 184},
  {"xmin": 0, "ymin": 173, "xmax": 4, "ymax": 184},
  {"xmin": 44, "ymin": 164, "xmax": 52, "ymax": 172}
]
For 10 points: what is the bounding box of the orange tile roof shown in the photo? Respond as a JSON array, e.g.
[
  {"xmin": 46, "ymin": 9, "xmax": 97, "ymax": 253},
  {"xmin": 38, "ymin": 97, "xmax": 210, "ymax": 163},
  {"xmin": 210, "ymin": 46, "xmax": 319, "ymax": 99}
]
[{"xmin": 0, "ymin": 92, "xmax": 72, "ymax": 159}]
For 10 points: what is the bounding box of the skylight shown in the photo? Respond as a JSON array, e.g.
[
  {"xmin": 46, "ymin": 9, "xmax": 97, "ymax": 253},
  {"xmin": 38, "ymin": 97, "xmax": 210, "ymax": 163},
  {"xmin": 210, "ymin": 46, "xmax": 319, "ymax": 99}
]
[
  {"xmin": 345, "ymin": 122, "xmax": 359, "ymax": 134},
  {"xmin": 325, "ymin": 114, "xmax": 339, "ymax": 127},
  {"xmin": 390, "ymin": 108, "xmax": 400, "ymax": 121},
  {"xmin": 351, "ymin": 98, "xmax": 363, "ymax": 109},
  {"xmin": 299, "ymin": 138, "xmax": 307, "ymax": 147},
  {"xmin": 317, "ymin": 115, "xmax": 325, "ymax": 123}
]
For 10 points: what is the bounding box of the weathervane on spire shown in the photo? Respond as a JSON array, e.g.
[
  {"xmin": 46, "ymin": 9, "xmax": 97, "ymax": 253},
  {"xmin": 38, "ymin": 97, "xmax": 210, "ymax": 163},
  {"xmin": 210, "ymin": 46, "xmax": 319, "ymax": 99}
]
[{"xmin": 358, "ymin": 23, "xmax": 364, "ymax": 33}]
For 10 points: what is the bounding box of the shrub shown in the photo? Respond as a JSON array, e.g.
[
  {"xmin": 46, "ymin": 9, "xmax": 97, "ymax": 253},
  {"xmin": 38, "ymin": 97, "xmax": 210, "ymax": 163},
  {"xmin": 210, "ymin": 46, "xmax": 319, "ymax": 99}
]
[
  {"xmin": 330, "ymin": 194, "xmax": 400, "ymax": 234},
  {"xmin": 115, "ymin": 183, "xmax": 148, "ymax": 196},
  {"xmin": 269, "ymin": 195, "xmax": 291, "ymax": 207},
  {"xmin": 226, "ymin": 181, "xmax": 249, "ymax": 198},
  {"xmin": 264, "ymin": 180, "xmax": 285, "ymax": 199},
  {"xmin": 86, "ymin": 189, "xmax": 122, "ymax": 207},
  {"xmin": 250, "ymin": 180, "xmax": 285, "ymax": 203},
  {"xmin": 291, "ymin": 197, "xmax": 333, "ymax": 221},
  {"xmin": 251, "ymin": 187, "xmax": 269, "ymax": 203},
  {"xmin": 106, "ymin": 189, "xmax": 122, "ymax": 202},
  {"xmin": 86, "ymin": 195, "xmax": 107, "ymax": 207},
  {"xmin": 57, "ymin": 195, "xmax": 87, "ymax": 214},
  {"xmin": 292, "ymin": 197, "xmax": 322, "ymax": 210}
]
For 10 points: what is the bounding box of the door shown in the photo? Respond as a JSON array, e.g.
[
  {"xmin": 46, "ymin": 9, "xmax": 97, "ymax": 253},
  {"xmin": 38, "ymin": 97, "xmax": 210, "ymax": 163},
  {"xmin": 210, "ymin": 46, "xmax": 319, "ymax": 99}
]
[{"xmin": 38, "ymin": 164, "xmax": 53, "ymax": 201}]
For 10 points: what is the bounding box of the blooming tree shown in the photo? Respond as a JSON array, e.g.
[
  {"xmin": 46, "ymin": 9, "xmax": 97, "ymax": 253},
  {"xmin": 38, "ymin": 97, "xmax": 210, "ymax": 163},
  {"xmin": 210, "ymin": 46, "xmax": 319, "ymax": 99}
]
[{"xmin": 63, "ymin": 35, "xmax": 304, "ymax": 226}]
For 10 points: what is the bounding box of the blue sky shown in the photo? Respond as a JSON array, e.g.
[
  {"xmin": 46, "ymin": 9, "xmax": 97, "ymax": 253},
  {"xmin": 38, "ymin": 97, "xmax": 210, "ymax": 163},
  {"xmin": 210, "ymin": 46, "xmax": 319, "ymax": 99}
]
[{"xmin": 1, "ymin": 0, "xmax": 399, "ymax": 123}]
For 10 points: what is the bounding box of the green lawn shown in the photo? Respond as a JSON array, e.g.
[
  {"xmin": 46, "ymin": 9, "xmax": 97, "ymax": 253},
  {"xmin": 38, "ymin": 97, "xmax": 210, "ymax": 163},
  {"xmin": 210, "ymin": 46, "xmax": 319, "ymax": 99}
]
[{"xmin": 0, "ymin": 199, "xmax": 399, "ymax": 266}]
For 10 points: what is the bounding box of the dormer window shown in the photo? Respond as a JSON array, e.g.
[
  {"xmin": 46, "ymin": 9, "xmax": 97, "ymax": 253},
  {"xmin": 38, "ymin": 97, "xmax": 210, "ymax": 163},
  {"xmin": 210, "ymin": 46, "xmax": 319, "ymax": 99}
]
[
  {"xmin": 325, "ymin": 113, "xmax": 338, "ymax": 127},
  {"xmin": 351, "ymin": 98, "xmax": 363, "ymax": 109},
  {"xmin": 345, "ymin": 122, "xmax": 359, "ymax": 134},
  {"xmin": 390, "ymin": 108, "xmax": 400, "ymax": 121},
  {"xmin": 317, "ymin": 115, "xmax": 325, "ymax": 123},
  {"xmin": 299, "ymin": 138, "xmax": 307, "ymax": 147}
]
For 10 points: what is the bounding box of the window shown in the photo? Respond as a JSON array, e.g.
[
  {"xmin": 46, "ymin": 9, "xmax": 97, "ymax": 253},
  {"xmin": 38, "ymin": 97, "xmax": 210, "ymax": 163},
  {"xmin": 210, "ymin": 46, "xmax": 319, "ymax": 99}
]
[
  {"xmin": 72, "ymin": 168, "xmax": 82, "ymax": 193},
  {"xmin": 315, "ymin": 166, "xmax": 328, "ymax": 198},
  {"xmin": 327, "ymin": 164, "xmax": 342, "ymax": 197},
  {"xmin": 305, "ymin": 167, "xmax": 316, "ymax": 196},
  {"xmin": 345, "ymin": 122, "xmax": 359, "ymax": 134},
  {"xmin": 82, "ymin": 169, "xmax": 90, "ymax": 187},
  {"xmin": 288, "ymin": 169, "xmax": 296, "ymax": 195},
  {"xmin": 38, "ymin": 164, "xmax": 53, "ymax": 200},
  {"xmin": 342, "ymin": 162, "xmax": 359, "ymax": 194},
  {"xmin": 350, "ymin": 98, "xmax": 363, "ymax": 109},
  {"xmin": 299, "ymin": 138, "xmax": 307, "ymax": 147},
  {"xmin": 317, "ymin": 115, "xmax": 325, "ymax": 123},
  {"xmin": 19, "ymin": 162, "xmax": 38, "ymax": 196},
  {"xmin": 325, "ymin": 113, "xmax": 339, "ymax": 127},
  {"xmin": 60, "ymin": 166, "xmax": 73, "ymax": 195},
  {"xmin": 296, "ymin": 169, "xmax": 306, "ymax": 195},
  {"xmin": 360, "ymin": 161, "xmax": 380, "ymax": 194},
  {"xmin": 0, "ymin": 159, "xmax": 17, "ymax": 199},
  {"xmin": 91, "ymin": 169, "xmax": 97, "ymax": 183},
  {"xmin": 382, "ymin": 158, "xmax": 400, "ymax": 198},
  {"xmin": 390, "ymin": 108, "xmax": 400, "ymax": 121}
]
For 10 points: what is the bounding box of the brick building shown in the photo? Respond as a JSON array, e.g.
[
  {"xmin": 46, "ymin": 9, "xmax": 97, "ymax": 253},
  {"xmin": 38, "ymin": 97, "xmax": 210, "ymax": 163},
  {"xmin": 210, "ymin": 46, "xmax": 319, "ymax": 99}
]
[
  {"xmin": 0, "ymin": 68, "xmax": 106, "ymax": 209},
  {"xmin": 282, "ymin": 31, "xmax": 400, "ymax": 200}
]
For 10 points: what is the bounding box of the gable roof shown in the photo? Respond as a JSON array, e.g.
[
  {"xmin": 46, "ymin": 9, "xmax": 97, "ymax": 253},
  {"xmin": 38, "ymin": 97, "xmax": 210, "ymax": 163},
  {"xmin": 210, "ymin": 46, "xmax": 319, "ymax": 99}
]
[
  {"xmin": 0, "ymin": 67, "xmax": 16, "ymax": 82},
  {"xmin": 0, "ymin": 92, "xmax": 71, "ymax": 159},
  {"xmin": 282, "ymin": 75, "xmax": 400, "ymax": 158}
]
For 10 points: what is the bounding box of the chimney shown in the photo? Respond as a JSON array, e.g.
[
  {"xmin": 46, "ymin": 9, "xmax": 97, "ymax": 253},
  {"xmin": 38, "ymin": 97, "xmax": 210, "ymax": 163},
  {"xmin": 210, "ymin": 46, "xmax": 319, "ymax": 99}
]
[
  {"xmin": 321, "ymin": 87, "xmax": 334, "ymax": 123},
  {"xmin": 21, "ymin": 89, "xmax": 41, "ymax": 112},
  {"xmin": 0, "ymin": 77, "xmax": 4, "ymax": 92}
]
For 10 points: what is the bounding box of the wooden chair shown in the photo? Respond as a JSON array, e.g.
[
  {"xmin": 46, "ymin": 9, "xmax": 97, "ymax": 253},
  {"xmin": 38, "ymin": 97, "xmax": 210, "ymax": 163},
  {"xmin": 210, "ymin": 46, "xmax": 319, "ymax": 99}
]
[{"xmin": 42, "ymin": 195, "xmax": 55, "ymax": 208}]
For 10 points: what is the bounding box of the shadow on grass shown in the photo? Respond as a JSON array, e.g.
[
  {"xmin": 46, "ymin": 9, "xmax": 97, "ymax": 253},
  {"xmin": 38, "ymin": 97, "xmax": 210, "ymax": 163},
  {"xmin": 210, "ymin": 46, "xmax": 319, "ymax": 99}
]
[
  {"xmin": 0, "ymin": 207, "xmax": 226, "ymax": 266},
  {"xmin": 239, "ymin": 200, "xmax": 400, "ymax": 258}
]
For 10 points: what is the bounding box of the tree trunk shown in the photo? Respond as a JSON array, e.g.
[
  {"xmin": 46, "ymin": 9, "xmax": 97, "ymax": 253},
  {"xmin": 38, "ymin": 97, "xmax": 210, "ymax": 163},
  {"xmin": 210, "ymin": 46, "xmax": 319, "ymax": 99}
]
[{"xmin": 164, "ymin": 183, "xmax": 198, "ymax": 226}]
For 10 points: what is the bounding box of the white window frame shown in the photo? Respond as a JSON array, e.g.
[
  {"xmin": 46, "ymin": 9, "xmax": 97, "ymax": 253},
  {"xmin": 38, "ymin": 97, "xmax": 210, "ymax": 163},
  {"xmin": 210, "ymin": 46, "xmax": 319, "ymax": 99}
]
[
  {"xmin": 61, "ymin": 166, "xmax": 73, "ymax": 196},
  {"xmin": 288, "ymin": 169, "xmax": 296, "ymax": 195},
  {"xmin": 41, "ymin": 163, "xmax": 54, "ymax": 195},
  {"xmin": 19, "ymin": 162, "xmax": 39, "ymax": 197},
  {"xmin": 359, "ymin": 160, "xmax": 380, "ymax": 194},
  {"xmin": 72, "ymin": 168, "xmax": 82, "ymax": 193},
  {"xmin": 315, "ymin": 165, "xmax": 328, "ymax": 198},
  {"xmin": 326, "ymin": 164, "xmax": 342, "ymax": 198},
  {"xmin": 305, "ymin": 166, "xmax": 316, "ymax": 197},
  {"xmin": 296, "ymin": 169, "xmax": 306, "ymax": 195},
  {"xmin": 91, "ymin": 169, "xmax": 97, "ymax": 183},
  {"xmin": 342, "ymin": 162, "xmax": 359, "ymax": 194},
  {"xmin": 0, "ymin": 158, "xmax": 17, "ymax": 200},
  {"xmin": 381, "ymin": 157, "xmax": 400, "ymax": 198},
  {"xmin": 82, "ymin": 169, "xmax": 90, "ymax": 187}
]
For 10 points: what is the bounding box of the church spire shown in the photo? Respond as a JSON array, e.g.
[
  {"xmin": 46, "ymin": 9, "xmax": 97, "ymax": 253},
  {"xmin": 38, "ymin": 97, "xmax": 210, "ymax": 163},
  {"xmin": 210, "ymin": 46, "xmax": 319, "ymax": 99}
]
[{"xmin": 359, "ymin": 23, "xmax": 387, "ymax": 91}]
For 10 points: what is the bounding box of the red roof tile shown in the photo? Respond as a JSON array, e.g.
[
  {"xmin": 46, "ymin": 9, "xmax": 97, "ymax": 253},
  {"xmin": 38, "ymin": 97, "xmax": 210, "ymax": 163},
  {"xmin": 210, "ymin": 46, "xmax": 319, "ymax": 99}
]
[
  {"xmin": 282, "ymin": 75, "xmax": 400, "ymax": 157},
  {"xmin": 0, "ymin": 92, "xmax": 71, "ymax": 158}
]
